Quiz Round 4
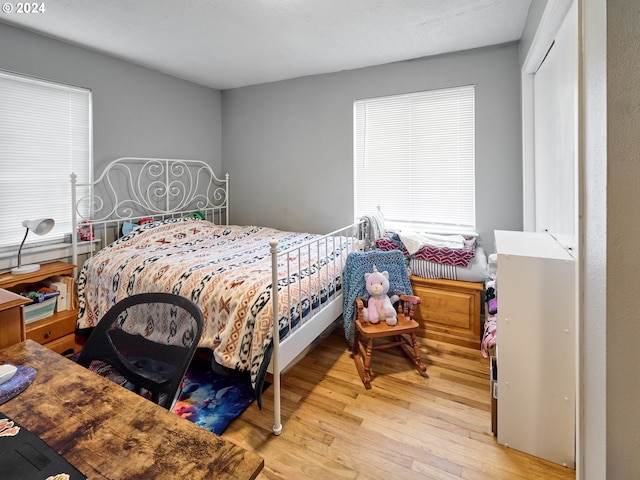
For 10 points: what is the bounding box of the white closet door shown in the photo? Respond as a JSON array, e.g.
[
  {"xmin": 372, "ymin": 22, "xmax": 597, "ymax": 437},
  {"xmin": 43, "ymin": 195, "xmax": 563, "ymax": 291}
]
[{"xmin": 533, "ymin": 1, "xmax": 578, "ymax": 252}]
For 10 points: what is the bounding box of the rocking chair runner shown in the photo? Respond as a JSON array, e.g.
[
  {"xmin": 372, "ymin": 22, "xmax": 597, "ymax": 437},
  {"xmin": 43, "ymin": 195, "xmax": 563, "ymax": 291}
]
[{"xmin": 353, "ymin": 294, "xmax": 427, "ymax": 389}]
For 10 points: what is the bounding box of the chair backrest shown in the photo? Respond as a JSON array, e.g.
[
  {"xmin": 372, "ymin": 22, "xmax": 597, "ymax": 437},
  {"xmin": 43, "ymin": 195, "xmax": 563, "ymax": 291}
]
[
  {"xmin": 76, "ymin": 293, "xmax": 204, "ymax": 409},
  {"xmin": 342, "ymin": 249, "xmax": 413, "ymax": 345}
]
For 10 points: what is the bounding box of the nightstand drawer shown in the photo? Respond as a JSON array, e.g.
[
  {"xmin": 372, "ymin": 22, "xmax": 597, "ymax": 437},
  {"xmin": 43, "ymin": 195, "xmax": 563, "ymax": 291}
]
[
  {"xmin": 26, "ymin": 311, "xmax": 77, "ymax": 344},
  {"xmin": 45, "ymin": 333, "xmax": 81, "ymax": 356}
]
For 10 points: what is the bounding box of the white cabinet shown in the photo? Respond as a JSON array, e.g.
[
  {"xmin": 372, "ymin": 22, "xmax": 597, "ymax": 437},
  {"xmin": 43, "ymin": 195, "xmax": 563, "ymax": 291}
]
[{"xmin": 494, "ymin": 230, "xmax": 575, "ymax": 468}]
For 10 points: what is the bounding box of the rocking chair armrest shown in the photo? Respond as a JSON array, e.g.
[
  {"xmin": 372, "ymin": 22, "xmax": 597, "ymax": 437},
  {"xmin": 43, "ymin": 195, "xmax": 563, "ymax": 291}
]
[
  {"xmin": 397, "ymin": 294, "xmax": 421, "ymax": 318},
  {"xmin": 398, "ymin": 294, "xmax": 420, "ymax": 306},
  {"xmin": 355, "ymin": 297, "xmax": 367, "ymax": 322},
  {"xmin": 356, "ymin": 295, "xmax": 419, "ymax": 307}
]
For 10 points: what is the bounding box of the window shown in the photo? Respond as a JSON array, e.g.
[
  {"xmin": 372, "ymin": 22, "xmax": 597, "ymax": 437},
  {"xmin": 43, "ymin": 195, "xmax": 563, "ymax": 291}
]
[
  {"xmin": 354, "ymin": 85, "xmax": 475, "ymax": 233},
  {"xmin": 0, "ymin": 71, "xmax": 92, "ymax": 249}
]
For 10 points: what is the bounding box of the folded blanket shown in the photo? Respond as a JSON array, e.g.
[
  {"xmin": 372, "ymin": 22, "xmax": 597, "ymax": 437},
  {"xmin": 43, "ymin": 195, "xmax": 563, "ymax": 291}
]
[
  {"xmin": 360, "ymin": 211, "xmax": 386, "ymax": 245},
  {"xmin": 377, "ymin": 232, "xmax": 477, "ymax": 267},
  {"xmin": 342, "ymin": 250, "xmax": 412, "ymax": 346},
  {"xmin": 398, "ymin": 231, "xmax": 466, "ymax": 254}
]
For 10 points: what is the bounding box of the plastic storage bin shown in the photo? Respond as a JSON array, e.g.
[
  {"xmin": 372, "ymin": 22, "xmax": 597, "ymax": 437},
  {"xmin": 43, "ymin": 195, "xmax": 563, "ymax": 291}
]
[{"xmin": 22, "ymin": 297, "xmax": 57, "ymax": 324}]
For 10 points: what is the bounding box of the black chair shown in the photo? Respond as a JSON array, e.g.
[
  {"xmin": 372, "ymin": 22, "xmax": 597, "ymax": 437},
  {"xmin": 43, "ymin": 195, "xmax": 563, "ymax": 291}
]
[{"xmin": 76, "ymin": 293, "xmax": 204, "ymax": 409}]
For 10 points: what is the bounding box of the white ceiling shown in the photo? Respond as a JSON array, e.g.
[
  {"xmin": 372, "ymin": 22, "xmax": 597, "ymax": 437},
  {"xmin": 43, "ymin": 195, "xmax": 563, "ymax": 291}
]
[{"xmin": 0, "ymin": 0, "xmax": 532, "ymax": 90}]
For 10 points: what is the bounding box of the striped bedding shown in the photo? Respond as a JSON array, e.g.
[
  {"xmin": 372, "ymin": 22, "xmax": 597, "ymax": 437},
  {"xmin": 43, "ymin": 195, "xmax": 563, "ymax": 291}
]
[
  {"xmin": 76, "ymin": 218, "xmax": 351, "ymax": 389},
  {"xmin": 408, "ymin": 246, "xmax": 488, "ymax": 282}
]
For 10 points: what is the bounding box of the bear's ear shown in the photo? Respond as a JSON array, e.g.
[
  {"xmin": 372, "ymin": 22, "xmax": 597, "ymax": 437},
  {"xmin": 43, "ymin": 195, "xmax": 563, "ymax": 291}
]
[
  {"xmin": 382, "ymin": 271, "xmax": 389, "ymax": 279},
  {"xmin": 364, "ymin": 272, "xmax": 371, "ymax": 280}
]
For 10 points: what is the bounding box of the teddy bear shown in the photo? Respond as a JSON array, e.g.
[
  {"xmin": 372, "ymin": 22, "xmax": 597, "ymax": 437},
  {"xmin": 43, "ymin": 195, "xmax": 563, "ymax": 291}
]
[{"xmin": 363, "ymin": 265, "xmax": 399, "ymax": 326}]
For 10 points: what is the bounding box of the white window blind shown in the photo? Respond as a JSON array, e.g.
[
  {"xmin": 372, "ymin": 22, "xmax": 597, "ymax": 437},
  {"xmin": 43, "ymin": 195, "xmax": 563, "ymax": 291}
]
[
  {"xmin": 0, "ymin": 71, "xmax": 92, "ymax": 250},
  {"xmin": 354, "ymin": 85, "xmax": 475, "ymax": 233}
]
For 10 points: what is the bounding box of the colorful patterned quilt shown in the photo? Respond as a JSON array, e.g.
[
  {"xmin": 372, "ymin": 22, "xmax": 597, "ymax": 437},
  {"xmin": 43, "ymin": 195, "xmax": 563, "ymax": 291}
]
[{"xmin": 77, "ymin": 218, "xmax": 353, "ymax": 390}]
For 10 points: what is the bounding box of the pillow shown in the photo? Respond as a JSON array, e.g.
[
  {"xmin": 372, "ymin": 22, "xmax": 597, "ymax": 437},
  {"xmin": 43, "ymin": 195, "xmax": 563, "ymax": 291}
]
[
  {"xmin": 122, "ymin": 221, "xmax": 137, "ymax": 235},
  {"xmin": 183, "ymin": 210, "xmax": 206, "ymax": 220},
  {"xmin": 120, "ymin": 219, "xmax": 153, "ymax": 236}
]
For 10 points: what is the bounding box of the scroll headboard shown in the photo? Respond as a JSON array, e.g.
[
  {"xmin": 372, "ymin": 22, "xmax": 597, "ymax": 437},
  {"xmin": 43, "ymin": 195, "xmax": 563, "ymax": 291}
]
[{"xmin": 70, "ymin": 157, "xmax": 229, "ymax": 266}]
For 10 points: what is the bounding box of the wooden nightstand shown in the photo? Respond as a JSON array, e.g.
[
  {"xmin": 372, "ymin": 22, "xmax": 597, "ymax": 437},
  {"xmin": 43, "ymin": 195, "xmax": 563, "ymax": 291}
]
[
  {"xmin": 0, "ymin": 289, "xmax": 31, "ymax": 348},
  {"xmin": 409, "ymin": 275, "xmax": 483, "ymax": 349},
  {"xmin": 0, "ymin": 261, "xmax": 81, "ymax": 355}
]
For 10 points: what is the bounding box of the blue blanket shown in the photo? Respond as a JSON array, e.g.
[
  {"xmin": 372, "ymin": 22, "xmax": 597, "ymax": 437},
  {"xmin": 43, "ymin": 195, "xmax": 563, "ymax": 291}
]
[{"xmin": 342, "ymin": 250, "xmax": 413, "ymax": 346}]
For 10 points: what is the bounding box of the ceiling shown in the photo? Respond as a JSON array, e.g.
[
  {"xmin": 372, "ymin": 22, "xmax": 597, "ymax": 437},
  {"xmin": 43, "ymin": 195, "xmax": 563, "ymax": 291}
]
[{"xmin": 0, "ymin": 0, "xmax": 532, "ymax": 90}]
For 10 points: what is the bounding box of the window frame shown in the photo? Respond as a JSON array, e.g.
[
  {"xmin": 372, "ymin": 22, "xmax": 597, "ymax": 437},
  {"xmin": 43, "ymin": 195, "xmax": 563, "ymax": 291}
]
[
  {"xmin": 0, "ymin": 70, "xmax": 93, "ymax": 252},
  {"xmin": 353, "ymin": 85, "xmax": 476, "ymax": 235}
]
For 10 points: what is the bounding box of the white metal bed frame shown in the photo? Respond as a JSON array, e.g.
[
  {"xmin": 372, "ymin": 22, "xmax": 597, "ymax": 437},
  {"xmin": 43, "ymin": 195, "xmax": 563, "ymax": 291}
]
[{"xmin": 71, "ymin": 157, "xmax": 364, "ymax": 435}]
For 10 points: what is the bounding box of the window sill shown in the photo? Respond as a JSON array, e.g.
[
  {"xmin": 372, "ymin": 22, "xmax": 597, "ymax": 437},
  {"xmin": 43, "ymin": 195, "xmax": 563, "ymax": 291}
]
[{"xmin": 0, "ymin": 240, "xmax": 98, "ymax": 273}]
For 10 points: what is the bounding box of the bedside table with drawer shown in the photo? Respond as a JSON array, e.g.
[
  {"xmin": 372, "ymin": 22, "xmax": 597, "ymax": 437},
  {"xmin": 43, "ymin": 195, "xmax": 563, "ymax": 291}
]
[
  {"xmin": 0, "ymin": 261, "xmax": 81, "ymax": 355},
  {"xmin": 409, "ymin": 275, "xmax": 484, "ymax": 349}
]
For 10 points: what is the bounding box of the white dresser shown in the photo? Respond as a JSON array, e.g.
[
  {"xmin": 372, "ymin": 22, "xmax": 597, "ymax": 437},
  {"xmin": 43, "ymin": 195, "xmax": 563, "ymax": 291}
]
[{"xmin": 494, "ymin": 230, "xmax": 575, "ymax": 468}]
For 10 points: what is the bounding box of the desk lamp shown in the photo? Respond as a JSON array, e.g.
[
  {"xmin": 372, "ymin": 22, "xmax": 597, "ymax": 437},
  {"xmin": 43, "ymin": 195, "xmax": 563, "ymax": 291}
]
[{"xmin": 11, "ymin": 218, "xmax": 55, "ymax": 274}]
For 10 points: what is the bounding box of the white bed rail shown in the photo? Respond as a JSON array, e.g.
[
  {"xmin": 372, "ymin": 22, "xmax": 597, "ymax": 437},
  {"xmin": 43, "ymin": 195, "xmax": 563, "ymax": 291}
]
[
  {"xmin": 269, "ymin": 221, "xmax": 366, "ymax": 435},
  {"xmin": 71, "ymin": 157, "xmax": 228, "ymax": 266}
]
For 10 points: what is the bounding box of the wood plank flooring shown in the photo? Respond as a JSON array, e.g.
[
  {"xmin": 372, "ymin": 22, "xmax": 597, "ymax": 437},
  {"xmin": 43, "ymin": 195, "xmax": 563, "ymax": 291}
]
[{"xmin": 222, "ymin": 327, "xmax": 576, "ymax": 480}]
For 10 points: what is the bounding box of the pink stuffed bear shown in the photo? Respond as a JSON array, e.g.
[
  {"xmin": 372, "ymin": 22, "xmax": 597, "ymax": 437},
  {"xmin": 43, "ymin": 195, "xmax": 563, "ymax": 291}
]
[{"xmin": 363, "ymin": 265, "xmax": 399, "ymax": 326}]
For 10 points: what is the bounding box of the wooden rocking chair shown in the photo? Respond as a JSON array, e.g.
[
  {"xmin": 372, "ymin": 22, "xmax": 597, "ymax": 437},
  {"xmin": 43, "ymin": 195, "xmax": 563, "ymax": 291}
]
[{"xmin": 352, "ymin": 294, "xmax": 427, "ymax": 389}]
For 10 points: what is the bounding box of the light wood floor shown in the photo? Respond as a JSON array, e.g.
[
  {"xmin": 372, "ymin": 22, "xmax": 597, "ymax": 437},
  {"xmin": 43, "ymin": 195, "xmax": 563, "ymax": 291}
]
[{"xmin": 222, "ymin": 328, "xmax": 576, "ymax": 480}]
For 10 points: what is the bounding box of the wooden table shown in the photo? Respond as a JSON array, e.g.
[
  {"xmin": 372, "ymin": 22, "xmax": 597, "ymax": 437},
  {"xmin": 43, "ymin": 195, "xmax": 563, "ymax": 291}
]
[{"xmin": 0, "ymin": 340, "xmax": 264, "ymax": 480}]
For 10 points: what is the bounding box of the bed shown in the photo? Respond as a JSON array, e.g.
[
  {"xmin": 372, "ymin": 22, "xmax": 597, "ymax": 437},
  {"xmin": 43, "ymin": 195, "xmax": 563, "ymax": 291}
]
[{"xmin": 70, "ymin": 157, "xmax": 364, "ymax": 435}]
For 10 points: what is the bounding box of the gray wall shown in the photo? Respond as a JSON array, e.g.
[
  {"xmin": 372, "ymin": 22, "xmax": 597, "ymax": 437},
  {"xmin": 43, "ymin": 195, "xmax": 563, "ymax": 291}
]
[
  {"xmin": 601, "ymin": 1, "xmax": 640, "ymax": 478},
  {"xmin": 0, "ymin": 22, "xmax": 221, "ymax": 175},
  {"xmin": 0, "ymin": 21, "xmax": 522, "ymax": 254},
  {"xmin": 222, "ymin": 43, "xmax": 523, "ymax": 252}
]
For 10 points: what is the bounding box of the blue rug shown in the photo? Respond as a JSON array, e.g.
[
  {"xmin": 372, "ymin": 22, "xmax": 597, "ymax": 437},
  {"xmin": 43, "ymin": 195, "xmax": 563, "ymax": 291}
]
[{"xmin": 172, "ymin": 355, "xmax": 259, "ymax": 435}]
